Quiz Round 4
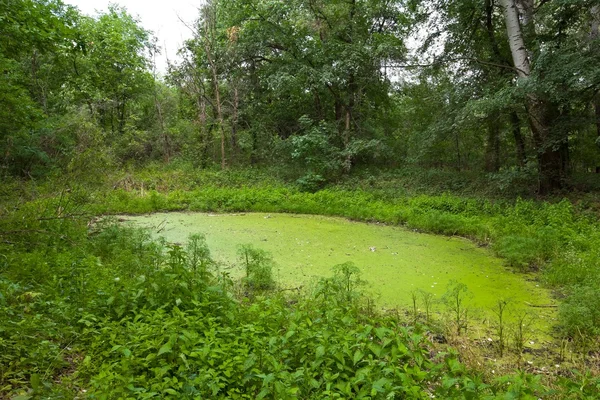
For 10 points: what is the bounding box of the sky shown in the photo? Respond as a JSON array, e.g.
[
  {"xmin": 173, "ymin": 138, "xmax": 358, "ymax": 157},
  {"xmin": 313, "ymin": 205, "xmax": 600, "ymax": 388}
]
[{"xmin": 65, "ymin": 0, "xmax": 202, "ymax": 73}]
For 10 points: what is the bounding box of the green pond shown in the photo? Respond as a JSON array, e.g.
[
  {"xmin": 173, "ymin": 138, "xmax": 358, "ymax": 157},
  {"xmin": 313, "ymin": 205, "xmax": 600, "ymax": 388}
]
[{"xmin": 122, "ymin": 212, "xmax": 556, "ymax": 328}]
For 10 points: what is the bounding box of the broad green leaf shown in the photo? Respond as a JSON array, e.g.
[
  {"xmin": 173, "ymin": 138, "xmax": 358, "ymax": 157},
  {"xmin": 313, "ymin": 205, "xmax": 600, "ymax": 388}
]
[{"xmin": 158, "ymin": 342, "xmax": 172, "ymax": 356}]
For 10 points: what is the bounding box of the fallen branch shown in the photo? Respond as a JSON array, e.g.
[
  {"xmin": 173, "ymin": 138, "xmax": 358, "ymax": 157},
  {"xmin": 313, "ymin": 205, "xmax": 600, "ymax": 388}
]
[{"xmin": 525, "ymin": 302, "xmax": 558, "ymax": 308}]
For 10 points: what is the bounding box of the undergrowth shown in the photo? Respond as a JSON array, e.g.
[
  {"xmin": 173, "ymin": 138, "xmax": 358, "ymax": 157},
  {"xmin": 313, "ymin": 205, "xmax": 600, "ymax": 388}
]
[
  {"xmin": 87, "ymin": 170, "xmax": 600, "ymax": 335},
  {"xmin": 1, "ymin": 166, "xmax": 600, "ymax": 397}
]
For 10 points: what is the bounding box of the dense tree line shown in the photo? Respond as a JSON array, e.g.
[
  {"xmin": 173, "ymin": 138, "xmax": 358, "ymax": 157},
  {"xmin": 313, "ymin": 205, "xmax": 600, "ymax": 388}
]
[
  {"xmin": 1, "ymin": 0, "xmax": 599, "ymax": 193},
  {"xmin": 0, "ymin": 0, "xmax": 167, "ymax": 176}
]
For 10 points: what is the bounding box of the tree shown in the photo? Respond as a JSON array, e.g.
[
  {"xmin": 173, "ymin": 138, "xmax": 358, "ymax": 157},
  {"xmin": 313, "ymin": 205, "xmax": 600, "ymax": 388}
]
[
  {"xmin": 592, "ymin": 5, "xmax": 600, "ymax": 172},
  {"xmin": 499, "ymin": 0, "xmax": 564, "ymax": 192},
  {"xmin": 407, "ymin": 0, "xmax": 600, "ymax": 192},
  {"xmin": 70, "ymin": 6, "xmax": 154, "ymax": 136},
  {"xmin": 171, "ymin": 0, "xmax": 407, "ymax": 174},
  {"xmin": 0, "ymin": 0, "xmax": 80, "ymax": 175}
]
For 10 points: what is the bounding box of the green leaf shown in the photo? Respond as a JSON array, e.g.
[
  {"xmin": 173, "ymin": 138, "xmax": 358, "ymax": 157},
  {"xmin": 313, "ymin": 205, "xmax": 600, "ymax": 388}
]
[
  {"xmin": 316, "ymin": 345, "xmax": 325, "ymax": 358},
  {"xmin": 179, "ymin": 353, "xmax": 189, "ymax": 369},
  {"xmin": 158, "ymin": 342, "xmax": 172, "ymax": 356},
  {"xmin": 372, "ymin": 377, "xmax": 389, "ymax": 394},
  {"xmin": 368, "ymin": 343, "xmax": 382, "ymax": 357},
  {"xmin": 353, "ymin": 350, "xmax": 364, "ymax": 365},
  {"xmin": 30, "ymin": 374, "xmax": 41, "ymax": 391},
  {"xmin": 285, "ymin": 330, "xmax": 295, "ymax": 340}
]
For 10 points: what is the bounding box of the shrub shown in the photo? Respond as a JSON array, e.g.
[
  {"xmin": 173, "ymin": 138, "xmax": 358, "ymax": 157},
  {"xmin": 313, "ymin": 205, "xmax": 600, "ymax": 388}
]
[
  {"xmin": 559, "ymin": 285, "xmax": 600, "ymax": 338},
  {"xmin": 238, "ymin": 245, "xmax": 276, "ymax": 291}
]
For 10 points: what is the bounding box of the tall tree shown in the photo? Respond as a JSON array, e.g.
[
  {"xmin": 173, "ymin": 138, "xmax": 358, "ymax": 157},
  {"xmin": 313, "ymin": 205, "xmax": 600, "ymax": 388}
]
[
  {"xmin": 72, "ymin": 6, "xmax": 153, "ymax": 136},
  {"xmin": 499, "ymin": 0, "xmax": 565, "ymax": 192},
  {"xmin": 176, "ymin": 0, "xmax": 407, "ymax": 175},
  {"xmin": 0, "ymin": 0, "xmax": 79, "ymax": 175},
  {"xmin": 592, "ymin": 5, "xmax": 600, "ymax": 173}
]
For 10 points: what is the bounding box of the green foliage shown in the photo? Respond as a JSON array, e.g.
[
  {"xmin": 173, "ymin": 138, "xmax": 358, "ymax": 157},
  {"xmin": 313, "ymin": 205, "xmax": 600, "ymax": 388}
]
[
  {"xmin": 330, "ymin": 262, "xmax": 364, "ymax": 303},
  {"xmin": 295, "ymin": 173, "xmax": 327, "ymax": 193},
  {"xmin": 0, "ymin": 0, "xmax": 159, "ymax": 176},
  {"xmin": 2, "ymin": 174, "xmax": 600, "ymax": 397},
  {"xmin": 559, "ymin": 285, "xmax": 600, "ymax": 338},
  {"xmin": 441, "ymin": 281, "xmax": 472, "ymax": 336},
  {"xmin": 238, "ymin": 244, "xmax": 276, "ymax": 291},
  {"xmin": 492, "ymin": 299, "xmax": 511, "ymax": 357},
  {"xmin": 1, "ymin": 0, "xmax": 600, "ymax": 394}
]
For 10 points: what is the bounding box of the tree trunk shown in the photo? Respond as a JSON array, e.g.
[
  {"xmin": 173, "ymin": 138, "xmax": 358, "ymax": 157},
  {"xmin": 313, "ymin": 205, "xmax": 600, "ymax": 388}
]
[
  {"xmin": 510, "ymin": 112, "xmax": 527, "ymax": 167},
  {"xmin": 500, "ymin": 0, "xmax": 563, "ymax": 192},
  {"xmin": 153, "ymin": 87, "xmax": 170, "ymax": 163},
  {"xmin": 500, "ymin": 0, "xmax": 530, "ymax": 78},
  {"xmin": 592, "ymin": 5, "xmax": 600, "ymax": 172},
  {"xmin": 213, "ymin": 75, "xmax": 226, "ymax": 170},
  {"xmin": 334, "ymin": 100, "xmax": 343, "ymax": 125},
  {"xmin": 455, "ymin": 130, "xmax": 462, "ymax": 172},
  {"xmin": 204, "ymin": 6, "xmax": 226, "ymax": 170},
  {"xmin": 527, "ymin": 98, "xmax": 564, "ymax": 193},
  {"xmin": 151, "ymin": 48, "xmax": 170, "ymax": 163},
  {"xmin": 595, "ymin": 96, "xmax": 600, "ymax": 173},
  {"xmin": 343, "ymin": 107, "xmax": 352, "ymax": 172},
  {"xmin": 231, "ymin": 85, "xmax": 239, "ymax": 157},
  {"xmin": 342, "ymin": 73, "xmax": 356, "ymax": 173},
  {"xmin": 117, "ymin": 99, "xmax": 126, "ymax": 135},
  {"xmin": 196, "ymin": 95, "xmax": 210, "ymax": 168},
  {"xmin": 485, "ymin": 117, "xmax": 501, "ymax": 172},
  {"xmin": 313, "ymin": 90, "xmax": 323, "ymax": 121}
]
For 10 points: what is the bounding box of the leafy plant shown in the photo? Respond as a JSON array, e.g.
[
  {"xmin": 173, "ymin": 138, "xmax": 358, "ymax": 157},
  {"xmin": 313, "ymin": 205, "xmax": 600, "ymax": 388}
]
[
  {"xmin": 442, "ymin": 281, "xmax": 472, "ymax": 336},
  {"xmin": 238, "ymin": 244, "xmax": 276, "ymax": 291},
  {"xmin": 492, "ymin": 299, "xmax": 510, "ymax": 357}
]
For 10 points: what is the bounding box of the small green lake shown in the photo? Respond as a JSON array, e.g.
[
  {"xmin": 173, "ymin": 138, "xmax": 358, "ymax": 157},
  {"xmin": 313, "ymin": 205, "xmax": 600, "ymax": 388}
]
[{"xmin": 122, "ymin": 212, "xmax": 556, "ymax": 327}]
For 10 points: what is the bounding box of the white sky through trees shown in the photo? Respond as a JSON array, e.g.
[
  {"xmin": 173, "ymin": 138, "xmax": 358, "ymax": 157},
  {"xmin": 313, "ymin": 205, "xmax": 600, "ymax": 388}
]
[{"xmin": 65, "ymin": 0, "xmax": 201, "ymax": 74}]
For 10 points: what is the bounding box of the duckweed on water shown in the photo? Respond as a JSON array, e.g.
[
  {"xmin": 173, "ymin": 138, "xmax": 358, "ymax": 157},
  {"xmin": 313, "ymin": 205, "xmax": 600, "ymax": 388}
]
[
  {"xmin": 2, "ymin": 171, "xmax": 599, "ymax": 397},
  {"xmin": 123, "ymin": 212, "xmax": 555, "ymax": 328}
]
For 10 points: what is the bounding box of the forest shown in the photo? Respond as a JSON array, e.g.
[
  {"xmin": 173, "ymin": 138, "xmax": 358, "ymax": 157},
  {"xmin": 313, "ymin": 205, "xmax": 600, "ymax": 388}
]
[{"xmin": 1, "ymin": 0, "xmax": 600, "ymax": 398}]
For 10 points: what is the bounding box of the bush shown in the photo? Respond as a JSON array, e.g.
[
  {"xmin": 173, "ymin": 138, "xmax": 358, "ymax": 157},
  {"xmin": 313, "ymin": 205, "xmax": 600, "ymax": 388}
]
[
  {"xmin": 559, "ymin": 285, "xmax": 600, "ymax": 338},
  {"xmin": 238, "ymin": 244, "xmax": 276, "ymax": 291}
]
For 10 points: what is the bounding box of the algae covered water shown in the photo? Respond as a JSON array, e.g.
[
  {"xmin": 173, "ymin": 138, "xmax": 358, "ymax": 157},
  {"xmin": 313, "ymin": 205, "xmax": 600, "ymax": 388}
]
[{"xmin": 123, "ymin": 212, "xmax": 555, "ymax": 323}]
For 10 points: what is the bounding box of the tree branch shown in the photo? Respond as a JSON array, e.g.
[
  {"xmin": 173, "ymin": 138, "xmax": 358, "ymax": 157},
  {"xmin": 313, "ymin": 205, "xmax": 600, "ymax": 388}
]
[{"xmin": 383, "ymin": 56, "xmax": 528, "ymax": 76}]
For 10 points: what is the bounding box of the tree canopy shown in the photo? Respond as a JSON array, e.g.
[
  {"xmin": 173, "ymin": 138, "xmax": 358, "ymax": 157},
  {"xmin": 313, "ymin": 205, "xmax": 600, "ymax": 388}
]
[{"xmin": 1, "ymin": 0, "xmax": 599, "ymax": 192}]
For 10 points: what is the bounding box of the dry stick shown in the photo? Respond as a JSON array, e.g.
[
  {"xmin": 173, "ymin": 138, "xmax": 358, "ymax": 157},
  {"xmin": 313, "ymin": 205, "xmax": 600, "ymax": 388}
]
[{"xmin": 525, "ymin": 302, "xmax": 557, "ymax": 308}]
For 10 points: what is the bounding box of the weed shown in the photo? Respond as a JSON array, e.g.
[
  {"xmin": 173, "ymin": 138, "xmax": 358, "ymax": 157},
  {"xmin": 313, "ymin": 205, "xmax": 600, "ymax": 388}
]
[
  {"xmin": 411, "ymin": 290, "xmax": 419, "ymax": 324},
  {"xmin": 442, "ymin": 281, "xmax": 472, "ymax": 336},
  {"xmin": 238, "ymin": 244, "xmax": 276, "ymax": 291},
  {"xmin": 492, "ymin": 299, "xmax": 510, "ymax": 357},
  {"xmin": 418, "ymin": 289, "xmax": 435, "ymax": 325},
  {"xmin": 511, "ymin": 311, "xmax": 532, "ymax": 357},
  {"xmin": 2, "ymin": 168, "xmax": 600, "ymax": 397}
]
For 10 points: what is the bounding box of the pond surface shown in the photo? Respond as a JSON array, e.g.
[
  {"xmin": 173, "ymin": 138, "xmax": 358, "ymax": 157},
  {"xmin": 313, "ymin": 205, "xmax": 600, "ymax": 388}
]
[{"xmin": 122, "ymin": 212, "xmax": 555, "ymax": 325}]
